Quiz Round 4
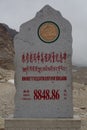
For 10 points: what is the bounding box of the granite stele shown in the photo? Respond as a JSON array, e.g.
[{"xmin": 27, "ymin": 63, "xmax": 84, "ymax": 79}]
[{"xmin": 14, "ymin": 5, "xmax": 73, "ymax": 118}]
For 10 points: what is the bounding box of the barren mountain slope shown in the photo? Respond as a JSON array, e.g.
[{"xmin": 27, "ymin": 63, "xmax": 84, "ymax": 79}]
[{"xmin": 0, "ymin": 24, "xmax": 17, "ymax": 70}]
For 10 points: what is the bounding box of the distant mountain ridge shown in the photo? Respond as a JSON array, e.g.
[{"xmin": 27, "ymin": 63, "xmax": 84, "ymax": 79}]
[
  {"xmin": 0, "ymin": 23, "xmax": 18, "ymax": 70},
  {"xmin": 1, "ymin": 23, "xmax": 18, "ymax": 38}
]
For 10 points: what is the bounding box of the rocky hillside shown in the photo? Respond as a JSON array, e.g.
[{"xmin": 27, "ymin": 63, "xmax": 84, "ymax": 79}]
[
  {"xmin": 72, "ymin": 66, "xmax": 87, "ymax": 84},
  {"xmin": 0, "ymin": 23, "xmax": 18, "ymax": 70}
]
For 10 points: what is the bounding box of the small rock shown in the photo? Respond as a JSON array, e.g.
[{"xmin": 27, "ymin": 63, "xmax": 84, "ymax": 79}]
[
  {"xmin": 74, "ymin": 107, "xmax": 79, "ymax": 111},
  {"xmin": 0, "ymin": 75, "xmax": 3, "ymax": 80},
  {"xmin": 80, "ymin": 106, "xmax": 86, "ymax": 110},
  {"xmin": 0, "ymin": 79, "xmax": 6, "ymax": 83},
  {"xmin": 8, "ymin": 79, "xmax": 14, "ymax": 84}
]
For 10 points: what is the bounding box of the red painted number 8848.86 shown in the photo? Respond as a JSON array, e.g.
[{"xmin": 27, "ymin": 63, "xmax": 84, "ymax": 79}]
[{"xmin": 34, "ymin": 89, "xmax": 60, "ymax": 100}]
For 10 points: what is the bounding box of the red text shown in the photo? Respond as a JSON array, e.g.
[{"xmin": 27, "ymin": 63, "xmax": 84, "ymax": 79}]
[{"xmin": 22, "ymin": 52, "xmax": 67, "ymax": 63}]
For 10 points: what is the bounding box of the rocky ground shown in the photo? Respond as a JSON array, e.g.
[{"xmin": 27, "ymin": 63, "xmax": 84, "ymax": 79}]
[
  {"xmin": 73, "ymin": 82, "xmax": 87, "ymax": 130},
  {"xmin": 0, "ymin": 68, "xmax": 87, "ymax": 130}
]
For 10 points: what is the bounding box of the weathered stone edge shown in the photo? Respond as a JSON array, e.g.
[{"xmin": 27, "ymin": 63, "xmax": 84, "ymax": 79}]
[{"xmin": 5, "ymin": 118, "xmax": 81, "ymax": 128}]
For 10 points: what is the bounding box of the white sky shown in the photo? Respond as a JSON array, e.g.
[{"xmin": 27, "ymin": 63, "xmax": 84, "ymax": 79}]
[{"xmin": 0, "ymin": 0, "xmax": 87, "ymax": 66}]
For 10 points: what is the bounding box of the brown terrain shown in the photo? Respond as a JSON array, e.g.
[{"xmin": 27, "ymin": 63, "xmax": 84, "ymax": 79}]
[
  {"xmin": 0, "ymin": 24, "xmax": 87, "ymax": 130},
  {"xmin": 0, "ymin": 23, "xmax": 17, "ymax": 70}
]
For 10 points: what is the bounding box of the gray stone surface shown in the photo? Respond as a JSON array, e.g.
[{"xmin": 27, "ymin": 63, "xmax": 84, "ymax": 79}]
[
  {"xmin": 14, "ymin": 5, "xmax": 73, "ymax": 118},
  {"xmin": 5, "ymin": 117, "xmax": 81, "ymax": 130}
]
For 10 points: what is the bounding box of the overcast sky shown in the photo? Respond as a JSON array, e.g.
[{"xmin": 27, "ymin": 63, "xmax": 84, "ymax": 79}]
[{"xmin": 0, "ymin": 0, "xmax": 87, "ymax": 66}]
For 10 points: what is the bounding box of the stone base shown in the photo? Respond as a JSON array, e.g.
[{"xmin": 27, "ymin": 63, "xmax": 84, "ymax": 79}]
[{"xmin": 5, "ymin": 117, "xmax": 81, "ymax": 130}]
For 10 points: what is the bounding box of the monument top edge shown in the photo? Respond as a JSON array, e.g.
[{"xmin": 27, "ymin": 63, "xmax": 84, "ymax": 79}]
[
  {"xmin": 38, "ymin": 5, "xmax": 57, "ymax": 11},
  {"xmin": 36, "ymin": 4, "xmax": 62, "ymax": 16},
  {"xmin": 14, "ymin": 4, "xmax": 72, "ymax": 40}
]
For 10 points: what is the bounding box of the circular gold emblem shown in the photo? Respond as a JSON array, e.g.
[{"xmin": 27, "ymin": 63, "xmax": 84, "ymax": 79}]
[{"xmin": 38, "ymin": 21, "xmax": 60, "ymax": 43}]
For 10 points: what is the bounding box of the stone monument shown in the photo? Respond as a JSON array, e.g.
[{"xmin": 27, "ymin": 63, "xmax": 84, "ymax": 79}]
[
  {"xmin": 14, "ymin": 5, "xmax": 73, "ymax": 118},
  {"xmin": 5, "ymin": 5, "xmax": 81, "ymax": 130}
]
